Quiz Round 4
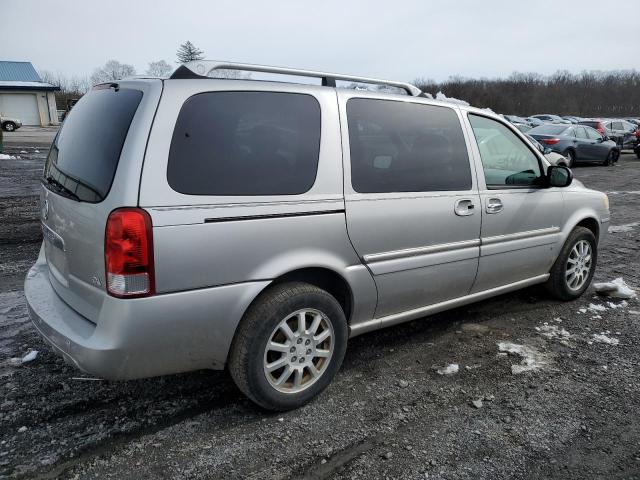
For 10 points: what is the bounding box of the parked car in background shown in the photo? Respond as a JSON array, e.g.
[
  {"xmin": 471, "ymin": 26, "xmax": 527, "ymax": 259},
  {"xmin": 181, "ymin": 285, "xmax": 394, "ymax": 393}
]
[
  {"xmin": 23, "ymin": 60, "xmax": 607, "ymax": 410},
  {"xmin": 526, "ymin": 116, "xmax": 546, "ymax": 127},
  {"xmin": 525, "ymin": 134, "xmax": 568, "ymax": 166},
  {"xmin": 603, "ymin": 119, "xmax": 638, "ymax": 149},
  {"xmin": 528, "ymin": 124, "xmax": 619, "ymax": 166},
  {"xmin": 1, "ymin": 115, "xmax": 22, "ymax": 132},
  {"xmin": 504, "ymin": 115, "xmax": 532, "ymax": 126},
  {"xmin": 562, "ymin": 116, "xmax": 580, "ymax": 124},
  {"xmin": 635, "ymin": 143, "xmax": 640, "ymax": 159},
  {"xmin": 530, "ymin": 114, "xmax": 571, "ymax": 124},
  {"xmin": 578, "ymin": 119, "xmax": 607, "ymax": 135}
]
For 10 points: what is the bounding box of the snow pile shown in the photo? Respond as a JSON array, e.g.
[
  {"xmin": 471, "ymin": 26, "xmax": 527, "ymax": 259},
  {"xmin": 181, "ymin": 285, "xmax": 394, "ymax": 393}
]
[
  {"xmin": 436, "ymin": 363, "xmax": 459, "ymax": 375},
  {"xmin": 594, "ymin": 277, "xmax": 636, "ymax": 299},
  {"xmin": 607, "ymin": 300, "xmax": 628, "ymax": 309},
  {"xmin": 535, "ymin": 323, "xmax": 571, "ymax": 340},
  {"xmin": 608, "ymin": 222, "xmax": 639, "ymax": 233},
  {"xmin": 435, "ymin": 91, "xmax": 470, "ymax": 106},
  {"xmin": 0, "ymin": 154, "xmax": 16, "ymax": 160},
  {"xmin": 498, "ymin": 342, "xmax": 548, "ymax": 374},
  {"xmin": 21, "ymin": 350, "xmax": 38, "ymax": 363},
  {"xmin": 591, "ymin": 333, "xmax": 619, "ymax": 345}
]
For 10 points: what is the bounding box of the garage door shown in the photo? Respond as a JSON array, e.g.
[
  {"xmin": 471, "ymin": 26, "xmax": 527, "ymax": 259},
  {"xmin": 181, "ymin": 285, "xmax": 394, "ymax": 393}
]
[{"xmin": 1, "ymin": 93, "xmax": 41, "ymax": 125}]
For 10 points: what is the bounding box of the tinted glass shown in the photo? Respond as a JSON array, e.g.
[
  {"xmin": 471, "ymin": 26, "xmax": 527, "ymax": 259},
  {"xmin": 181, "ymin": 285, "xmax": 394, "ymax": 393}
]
[
  {"xmin": 347, "ymin": 99, "xmax": 471, "ymax": 193},
  {"xmin": 575, "ymin": 127, "xmax": 588, "ymax": 139},
  {"xmin": 44, "ymin": 87, "xmax": 143, "ymax": 202},
  {"xmin": 579, "ymin": 121, "xmax": 598, "ymax": 128},
  {"xmin": 168, "ymin": 92, "xmax": 321, "ymax": 195},
  {"xmin": 469, "ymin": 114, "xmax": 542, "ymax": 187},
  {"xmin": 586, "ymin": 127, "xmax": 603, "ymax": 140},
  {"xmin": 529, "ymin": 125, "xmax": 570, "ymax": 135}
]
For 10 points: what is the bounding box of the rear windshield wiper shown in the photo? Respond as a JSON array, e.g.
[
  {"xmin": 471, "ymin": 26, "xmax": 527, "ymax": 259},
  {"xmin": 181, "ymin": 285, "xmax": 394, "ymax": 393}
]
[{"xmin": 43, "ymin": 176, "xmax": 81, "ymax": 201}]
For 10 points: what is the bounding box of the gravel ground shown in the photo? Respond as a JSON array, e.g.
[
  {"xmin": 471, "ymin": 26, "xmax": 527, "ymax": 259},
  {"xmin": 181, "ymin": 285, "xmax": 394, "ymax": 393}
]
[{"xmin": 1, "ymin": 138, "xmax": 639, "ymax": 480}]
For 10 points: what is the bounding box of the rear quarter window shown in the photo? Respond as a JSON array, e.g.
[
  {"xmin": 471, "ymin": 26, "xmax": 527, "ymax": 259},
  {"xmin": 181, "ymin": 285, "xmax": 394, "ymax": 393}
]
[{"xmin": 167, "ymin": 92, "xmax": 321, "ymax": 196}]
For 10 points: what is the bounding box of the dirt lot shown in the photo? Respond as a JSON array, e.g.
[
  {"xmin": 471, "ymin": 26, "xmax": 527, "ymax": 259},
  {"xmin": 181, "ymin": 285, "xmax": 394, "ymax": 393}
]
[{"xmin": 1, "ymin": 135, "xmax": 639, "ymax": 480}]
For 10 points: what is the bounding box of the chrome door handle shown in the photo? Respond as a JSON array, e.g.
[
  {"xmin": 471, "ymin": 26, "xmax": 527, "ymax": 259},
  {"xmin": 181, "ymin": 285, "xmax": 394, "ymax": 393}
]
[
  {"xmin": 454, "ymin": 199, "xmax": 475, "ymax": 216},
  {"xmin": 486, "ymin": 198, "xmax": 503, "ymax": 214}
]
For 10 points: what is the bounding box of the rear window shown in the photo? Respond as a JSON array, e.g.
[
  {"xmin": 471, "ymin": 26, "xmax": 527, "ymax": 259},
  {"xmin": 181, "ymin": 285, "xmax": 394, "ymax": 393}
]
[
  {"xmin": 529, "ymin": 125, "xmax": 569, "ymax": 135},
  {"xmin": 167, "ymin": 92, "xmax": 321, "ymax": 196},
  {"xmin": 579, "ymin": 121, "xmax": 599, "ymax": 128},
  {"xmin": 44, "ymin": 86, "xmax": 143, "ymax": 202}
]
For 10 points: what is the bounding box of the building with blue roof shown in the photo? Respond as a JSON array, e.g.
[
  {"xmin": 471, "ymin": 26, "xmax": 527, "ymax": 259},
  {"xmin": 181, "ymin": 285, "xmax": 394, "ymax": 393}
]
[{"xmin": 0, "ymin": 61, "xmax": 60, "ymax": 127}]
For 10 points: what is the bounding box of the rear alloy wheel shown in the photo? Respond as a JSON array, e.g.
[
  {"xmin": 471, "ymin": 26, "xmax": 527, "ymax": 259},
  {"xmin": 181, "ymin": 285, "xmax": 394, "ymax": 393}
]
[
  {"xmin": 563, "ymin": 149, "xmax": 575, "ymax": 167},
  {"xmin": 2, "ymin": 122, "xmax": 16, "ymax": 132},
  {"xmin": 229, "ymin": 282, "xmax": 347, "ymax": 411},
  {"xmin": 545, "ymin": 227, "xmax": 597, "ymax": 301}
]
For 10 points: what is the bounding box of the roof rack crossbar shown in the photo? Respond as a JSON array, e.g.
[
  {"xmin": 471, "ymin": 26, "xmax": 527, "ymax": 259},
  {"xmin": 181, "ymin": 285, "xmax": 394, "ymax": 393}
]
[{"xmin": 173, "ymin": 60, "xmax": 423, "ymax": 96}]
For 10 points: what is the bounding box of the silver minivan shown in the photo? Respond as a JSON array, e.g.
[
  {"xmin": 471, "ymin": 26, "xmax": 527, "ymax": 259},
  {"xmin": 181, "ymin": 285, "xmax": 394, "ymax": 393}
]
[{"xmin": 25, "ymin": 61, "xmax": 609, "ymax": 410}]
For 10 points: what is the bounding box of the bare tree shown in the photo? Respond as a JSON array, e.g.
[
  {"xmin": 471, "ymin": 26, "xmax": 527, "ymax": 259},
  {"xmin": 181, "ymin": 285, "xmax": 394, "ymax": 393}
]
[
  {"xmin": 146, "ymin": 60, "xmax": 173, "ymax": 77},
  {"xmin": 90, "ymin": 60, "xmax": 136, "ymax": 85},
  {"xmin": 176, "ymin": 41, "xmax": 204, "ymax": 64}
]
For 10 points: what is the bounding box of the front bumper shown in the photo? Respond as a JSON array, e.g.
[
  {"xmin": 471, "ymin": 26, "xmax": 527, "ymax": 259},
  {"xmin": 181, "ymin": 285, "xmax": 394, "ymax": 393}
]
[{"xmin": 25, "ymin": 252, "xmax": 269, "ymax": 380}]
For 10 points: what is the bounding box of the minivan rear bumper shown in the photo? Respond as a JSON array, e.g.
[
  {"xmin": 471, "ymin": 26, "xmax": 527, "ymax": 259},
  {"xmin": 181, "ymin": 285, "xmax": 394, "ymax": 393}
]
[{"xmin": 25, "ymin": 249, "xmax": 269, "ymax": 380}]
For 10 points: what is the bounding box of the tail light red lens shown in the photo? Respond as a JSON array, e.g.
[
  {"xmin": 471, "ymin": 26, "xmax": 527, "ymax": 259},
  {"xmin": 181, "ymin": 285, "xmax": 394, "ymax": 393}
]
[
  {"xmin": 105, "ymin": 208, "xmax": 154, "ymax": 298},
  {"xmin": 542, "ymin": 138, "xmax": 560, "ymax": 145}
]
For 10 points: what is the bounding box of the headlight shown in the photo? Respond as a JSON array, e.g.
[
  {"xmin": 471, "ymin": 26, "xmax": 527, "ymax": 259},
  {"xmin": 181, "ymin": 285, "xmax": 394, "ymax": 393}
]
[{"xmin": 603, "ymin": 194, "xmax": 609, "ymax": 211}]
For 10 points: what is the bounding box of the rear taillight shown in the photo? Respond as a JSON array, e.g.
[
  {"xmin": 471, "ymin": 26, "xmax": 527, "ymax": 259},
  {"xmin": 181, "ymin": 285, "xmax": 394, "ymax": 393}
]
[
  {"xmin": 597, "ymin": 124, "xmax": 606, "ymax": 134},
  {"xmin": 105, "ymin": 208, "xmax": 154, "ymax": 298},
  {"xmin": 542, "ymin": 138, "xmax": 560, "ymax": 145}
]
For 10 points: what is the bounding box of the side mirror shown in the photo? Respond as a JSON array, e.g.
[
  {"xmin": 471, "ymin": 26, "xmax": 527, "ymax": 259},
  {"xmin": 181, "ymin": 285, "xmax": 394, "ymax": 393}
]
[
  {"xmin": 547, "ymin": 165, "xmax": 573, "ymax": 188},
  {"xmin": 543, "ymin": 147, "xmax": 552, "ymax": 154}
]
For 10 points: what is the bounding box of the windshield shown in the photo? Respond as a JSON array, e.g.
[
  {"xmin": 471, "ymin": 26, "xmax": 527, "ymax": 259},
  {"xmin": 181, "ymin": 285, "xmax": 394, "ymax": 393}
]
[{"xmin": 43, "ymin": 86, "xmax": 143, "ymax": 202}]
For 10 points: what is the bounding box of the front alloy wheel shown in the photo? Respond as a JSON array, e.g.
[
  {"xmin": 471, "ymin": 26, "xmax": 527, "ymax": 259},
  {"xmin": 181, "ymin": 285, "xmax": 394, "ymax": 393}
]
[
  {"xmin": 565, "ymin": 240, "xmax": 592, "ymax": 291},
  {"xmin": 545, "ymin": 226, "xmax": 597, "ymax": 301}
]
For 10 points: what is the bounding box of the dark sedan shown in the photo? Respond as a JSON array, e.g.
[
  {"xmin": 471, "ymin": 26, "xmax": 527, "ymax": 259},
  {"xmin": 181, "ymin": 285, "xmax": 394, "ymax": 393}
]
[{"xmin": 528, "ymin": 124, "xmax": 620, "ymax": 166}]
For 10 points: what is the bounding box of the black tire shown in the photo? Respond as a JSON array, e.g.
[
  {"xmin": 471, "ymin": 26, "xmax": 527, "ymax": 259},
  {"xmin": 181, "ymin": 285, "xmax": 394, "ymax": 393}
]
[
  {"xmin": 562, "ymin": 149, "xmax": 575, "ymax": 167},
  {"xmin": 545, "ymin": 227, "xmax": 597, "ymax": 301},
  {"xmin": 603, "ymin": 149, "xmax": 618, "ymax": 166},
  {"xmin": 228, "ymin": 281, "xmax": 348, "ymax": 411},
  {"xmin": 2, "ymin": 122, "xmax": 16, "ymax": 132}
]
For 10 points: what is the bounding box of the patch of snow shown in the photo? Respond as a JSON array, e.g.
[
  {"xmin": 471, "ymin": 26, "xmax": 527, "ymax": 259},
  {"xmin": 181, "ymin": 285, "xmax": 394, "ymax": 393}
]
[
  {"xmin": 588, "ymin": 303, "xmax": 607, "ymax": 312},
  {"xmin": 21, "ymin": 350, "xmax": 38, "ymax": 363},
  {"xmin": 607, "ymin": 300, "xmax": 628, "ymax": 309},
  {"xmin": 594, "ymin": 277, "xmax": 636, "ymax": 299},
  {"xmin": 578, "ymin": 308, "xmax": 587, "ymax": 314},
  {"xmin": 20, "ymin": 150, "xmax": 28, "ymax": 154},
  {"xmin": 591, "ymin": 333, "xmax": 619, "ymax": 345},
  {"xmin": 436, "ymin": 363, "xmax": 459, "ymax": 375},
  {"xmin": 0, "ymin": 154, "xmax": 16, "ymax": 160},
  {"xmin": 34, "ymin": 149, "xmax": 40, "ymax": 153},
  {"xmin": 629, "ymin": 310, "xmax": 640, "ymax": 315},
  {"xmin": 536, "ymin": 323, "xmax": 571, "ymax": 340},
  {"xmin": 434, "ymin": 91, "xmax": 470, "ymax": 106},
  {"xmin": 498, "ymin": 342, "xmax": 548, "ymax": 374},
  {"xmin": 608, "ymin": 222, "xmax": 639, "ymax": 233}
]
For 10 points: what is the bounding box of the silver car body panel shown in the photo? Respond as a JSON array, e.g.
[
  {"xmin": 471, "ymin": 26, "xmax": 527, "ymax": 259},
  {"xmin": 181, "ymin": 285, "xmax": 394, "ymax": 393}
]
[{"xmin": 25, "ymin": 75, "xmax": 609, "ymax": 379}]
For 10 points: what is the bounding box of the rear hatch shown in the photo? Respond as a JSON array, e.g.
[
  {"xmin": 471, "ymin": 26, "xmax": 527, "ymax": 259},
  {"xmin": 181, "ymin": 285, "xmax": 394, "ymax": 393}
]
[{"xmin": 40, "ymin": 81, "xmax": 160, "ymax": 322}]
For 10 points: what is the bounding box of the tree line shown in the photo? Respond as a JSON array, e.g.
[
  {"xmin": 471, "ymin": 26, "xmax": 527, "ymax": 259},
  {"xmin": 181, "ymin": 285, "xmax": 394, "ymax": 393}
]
[
  {"xmin": 416, "ymin": 70, "xmax": 640, "ymax": 117},
  {"xmin": 39, "ymin": 44, "xmax": 639, "ymax": 118}
]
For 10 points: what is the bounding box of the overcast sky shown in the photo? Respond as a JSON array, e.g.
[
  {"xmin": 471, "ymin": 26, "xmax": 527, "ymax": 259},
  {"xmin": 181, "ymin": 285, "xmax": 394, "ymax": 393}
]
[{"xmin": 3, "ymin": 0, "xmax": 637, "ymax": 83}]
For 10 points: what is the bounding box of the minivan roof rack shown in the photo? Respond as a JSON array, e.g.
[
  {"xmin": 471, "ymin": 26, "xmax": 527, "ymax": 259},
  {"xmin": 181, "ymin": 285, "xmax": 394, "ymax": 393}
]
[{"xmin": 170, "ymin": 60, "xmax": 423, "ymax": 97}]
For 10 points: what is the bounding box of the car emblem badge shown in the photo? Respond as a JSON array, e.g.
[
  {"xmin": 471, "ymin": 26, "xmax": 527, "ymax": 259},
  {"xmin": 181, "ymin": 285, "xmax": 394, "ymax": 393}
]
[{"xmin": 42, "ymin": 199, "xmax": 49, "ymax": 221}]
